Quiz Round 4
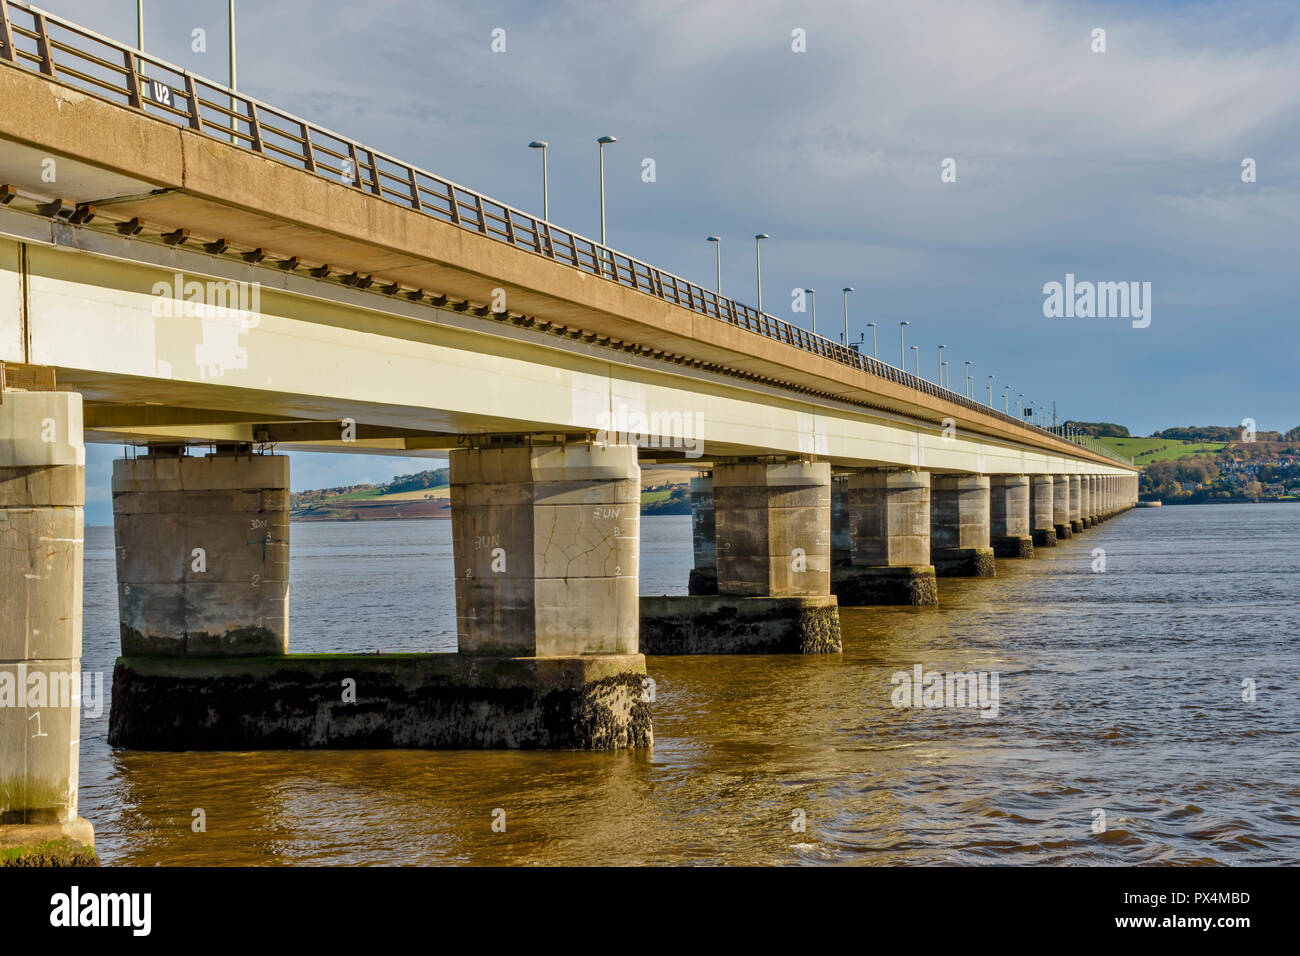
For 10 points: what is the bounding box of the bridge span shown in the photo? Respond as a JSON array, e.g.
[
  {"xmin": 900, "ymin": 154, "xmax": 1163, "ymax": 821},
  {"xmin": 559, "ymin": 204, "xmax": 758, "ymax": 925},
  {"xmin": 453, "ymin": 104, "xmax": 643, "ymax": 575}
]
[{"xmin": 0, "ymin": 2, "xmax": 1136, "ymax": 859}]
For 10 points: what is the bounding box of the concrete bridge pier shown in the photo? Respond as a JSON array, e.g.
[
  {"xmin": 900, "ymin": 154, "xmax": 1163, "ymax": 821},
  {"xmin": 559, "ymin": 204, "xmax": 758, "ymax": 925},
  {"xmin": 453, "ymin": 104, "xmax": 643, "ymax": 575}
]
[
  {"xmin": 930, "ymin": 475, "xmax": 995, "ymax": 576},
  {"xmin": 642, "ymin": 458, "xmax": 841, "ymax": 653},
  {"xmin": 1052, "ymin": 474, "xmax": 1073, "ymax": 540},
  {"xmin": 0, "ymin": 390, "xmax": 95, "ymax": 864},
  {"xmin": 687, "ymin": 474, "xmax": 717, "ymax": 595},
  {"xmin": 110, "ymin": 447, "xmax": 290, "ymax": 657},
  {"xmin": 831, "ymin": 474, "xmax": 851, "ymax": 568},
  {"xmin": 1090, "ymin": 476, "xmax": 1102, "ymax": 523},
  {"xmin": 1068, "ymin": 475, "xmax": 1084, "ymax": 533},
  {"xmin": 111, "ymin": 440, "xmax": 651, "ymax": 750},
  {"xmin": 1029, "ymin": 475, "xmax": 1057, "ymax": 547},
  {"xmin": 831, "ymin": 468, "xmax": 938, "ymax": 605},
  {"xmin": 989, "ymin": 475, "xmax": 1034, "ymax": 558},
  {"xmin": 1079, "ymin": 475, "xmax": 1093, "ymax": 528}
]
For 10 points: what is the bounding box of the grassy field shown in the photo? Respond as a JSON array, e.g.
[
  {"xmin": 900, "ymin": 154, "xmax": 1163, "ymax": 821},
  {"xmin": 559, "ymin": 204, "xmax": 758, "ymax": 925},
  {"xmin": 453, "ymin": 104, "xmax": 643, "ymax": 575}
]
[{"xmin": 1096, "ymin": 437, "xmax": 1226, "ymax": 463}]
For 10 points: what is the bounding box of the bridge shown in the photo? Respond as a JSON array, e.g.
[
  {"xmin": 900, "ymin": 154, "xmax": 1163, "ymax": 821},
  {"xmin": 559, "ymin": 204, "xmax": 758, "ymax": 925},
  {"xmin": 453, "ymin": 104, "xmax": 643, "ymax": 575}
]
[{"xmin": 0, "ymin": 2, "xmax": 1136, "ymax": 859}]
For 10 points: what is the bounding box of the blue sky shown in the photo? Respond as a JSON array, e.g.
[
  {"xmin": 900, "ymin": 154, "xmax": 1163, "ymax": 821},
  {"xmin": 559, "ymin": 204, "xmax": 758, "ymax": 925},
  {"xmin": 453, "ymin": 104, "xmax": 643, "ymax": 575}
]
[{"xmin": 39, "ymin": 0, "xmax": 1298, "ymax": 523}]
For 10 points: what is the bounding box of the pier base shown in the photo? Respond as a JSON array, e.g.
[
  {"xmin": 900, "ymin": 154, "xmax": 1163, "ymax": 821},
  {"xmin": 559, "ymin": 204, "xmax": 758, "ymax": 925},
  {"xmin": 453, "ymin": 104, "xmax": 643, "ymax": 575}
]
[
  {"xmin": 991, "ymin": 535, "xmax": 1034, "ymax": 558},
  {"xmin": 932, "ymin": 547, "xmax": 996, "ymax": 577},
  {"xmin": 639, "ymin": 595, "xmax": 841, "ymax": 654},
  {"xmin": 831, "ymin": 565, "xmax": 937, "ymax": 605},
  {"xmin": 108, "ymin": 653, "xmax": 651, "ymax": 750},
  {"xmin": 1031, "ymin": 528, "xmax": 1058, "ymax": 547},
  {"xmin": 687, "ymin": 567, "xmax": 717, "ymax": 596}
]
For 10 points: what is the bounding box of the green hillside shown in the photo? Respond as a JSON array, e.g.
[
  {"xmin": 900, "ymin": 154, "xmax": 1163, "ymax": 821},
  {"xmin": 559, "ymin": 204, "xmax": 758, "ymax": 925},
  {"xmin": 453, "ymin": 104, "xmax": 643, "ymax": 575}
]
[{"xmin": 1097, "ymin": 436, "xmax": 1226, "ymax": 463}]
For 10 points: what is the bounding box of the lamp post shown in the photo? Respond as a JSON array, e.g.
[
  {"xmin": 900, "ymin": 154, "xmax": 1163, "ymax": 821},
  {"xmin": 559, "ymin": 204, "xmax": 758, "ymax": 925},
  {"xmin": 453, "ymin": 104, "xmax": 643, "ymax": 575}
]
[
  {"xmin": 805, "ymin": 289, "xmax": 816, "ymax": 335},
  {"xmin": 841, "ymin": 287, "xmax": 854, "ymax": 345},
  {"xmin": 899, "ymin": 320, "xmax": 910, "ymax": 370},
  {"xmin": 941, "ymin": 361, "xmax": 949, "ymax": 388},
  {"xmin": 866, "ymin": 322, "xmax": 877, "ymax": 359},
  {"xmin": 1003, "ymin": 384, "xmax": 1012, "ymax": 413},
  {"xmin": 987, "ymin": 374, "xmax": 995, "ymax": 406},
  {"xmin": 911, "ymin": 345, "xmax": 920, "ymax": 377},
  {"xmin": 754, "ymin": 234, "xmax": 769, "ymax": 314},
  {"xmin": 228, "ymin": 1, "xmax": 237, "ymax": 143},
  {"xmin": 964, "ymin": 361, "xmax": 973, "ymax": 397},
  {"xmin": 938, "ymin": 344, "xmax": 946, "ymax": 386},
  {"xmin": 707, "ymin": 236, "xmax": 721, "ymax": 293},
  {"xmin": 528, "ymin": 141, "xmax": 549, "ymax": 220},
  {"xmin": 597, "ymin": 135, "xmax": 617, "ymax": 245}
]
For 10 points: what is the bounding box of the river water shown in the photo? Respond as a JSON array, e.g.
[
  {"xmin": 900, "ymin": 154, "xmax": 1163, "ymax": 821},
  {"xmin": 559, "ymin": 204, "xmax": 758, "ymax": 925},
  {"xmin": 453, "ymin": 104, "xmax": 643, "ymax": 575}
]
[{"xmin": 77, "ymin": 504, "xmax": 1299, "ymax": 865}]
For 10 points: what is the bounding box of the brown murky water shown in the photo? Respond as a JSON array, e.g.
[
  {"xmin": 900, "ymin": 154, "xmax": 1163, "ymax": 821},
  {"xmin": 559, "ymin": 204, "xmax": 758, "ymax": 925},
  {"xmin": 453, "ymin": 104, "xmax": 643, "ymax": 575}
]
[{"xmin": 79, "ymin": 505, "xmax": 1300, "ymax": 865}]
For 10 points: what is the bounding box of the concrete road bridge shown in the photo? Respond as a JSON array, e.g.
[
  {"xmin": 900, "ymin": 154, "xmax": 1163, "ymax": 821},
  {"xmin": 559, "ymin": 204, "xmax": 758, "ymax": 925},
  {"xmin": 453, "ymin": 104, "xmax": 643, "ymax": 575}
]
[{"xmin": 0, "ymin": 2, "xmax": 1137, "ymax": 858}]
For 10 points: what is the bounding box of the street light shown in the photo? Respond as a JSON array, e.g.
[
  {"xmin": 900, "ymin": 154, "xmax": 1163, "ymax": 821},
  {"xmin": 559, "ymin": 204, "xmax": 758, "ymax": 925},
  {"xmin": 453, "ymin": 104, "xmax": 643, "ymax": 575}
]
[
  {"xmin": 911, "ymin": 345, "xmax": 920, "ymax": 377},
  {"xmin": 941, "ymin": 361, "xmax": 949, "ymax": 389},
  {"xmin": 528, "ymin": 141, "xmax": 549, "ymax": 221},
  {"xmin": 964, "ymin": 361, "xmax": 973, "ymax": 397},
  {"xmin": 1017, "ymin": 393, "xmax": 1023, "ymax": 417},
  {"xmin": 1002, "ymin": 384, "xmax": 1012, "ymax": 413},
  {"xmin": 938, "ymin": 344, "xmax": 946, "ymax": 387},
  {"xmin": 706, "ymin": 236, "xmax": 722, "ymax": 293},
  {"xmin": 987, "ymin": 374, "xmax": 995, "ymax": 406},
  {"xmin": 899, "ymin": 320, "xmax": 910, "ymax": 370},
  {"xmin": 805, "ymin": 289, "xmax": 816, "ymax": 335},
  {"xmin": 597, "ymin": 135, "xmax": 617, "ymax": 245},
  {"xmin": 866, "ymin": 322, "xmax": 877, "ymax": 360},
  {"xmin": 841, "ymin": 287, "xmax": 854, "ymax": 345},
  {"xmin": 754, "ymin": 234, "xmax": 769, "ymax": 314}
]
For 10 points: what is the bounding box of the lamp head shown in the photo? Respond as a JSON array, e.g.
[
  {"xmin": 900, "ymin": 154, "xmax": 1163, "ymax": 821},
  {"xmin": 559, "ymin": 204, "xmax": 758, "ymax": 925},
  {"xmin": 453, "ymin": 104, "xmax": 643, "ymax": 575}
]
[
  {"xmin": 707, "ymin": 235, "xmax": 721, "ymax": 242},
  {"xmin": 597, "ymin": 135, "xmax": 617, "ymax": 145},
  {"xmin": 528, "ymin": 140, "xmax": 548, "ymax": 149}
]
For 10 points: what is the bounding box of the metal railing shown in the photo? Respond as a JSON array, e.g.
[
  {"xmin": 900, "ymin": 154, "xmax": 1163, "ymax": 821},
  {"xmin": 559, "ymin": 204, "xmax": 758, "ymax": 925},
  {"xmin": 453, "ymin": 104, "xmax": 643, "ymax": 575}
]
[{"xmin": 0, "ymin": 1, "xmax": 1131, "ymax": 467}]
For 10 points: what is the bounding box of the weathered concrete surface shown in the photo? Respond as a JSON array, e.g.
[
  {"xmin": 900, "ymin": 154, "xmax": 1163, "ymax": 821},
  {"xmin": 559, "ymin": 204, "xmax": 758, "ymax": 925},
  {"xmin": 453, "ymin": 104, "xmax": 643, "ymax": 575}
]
[
  {"xmin": 108, "ymin": 653, "xmax": 651, "ymax": 750},
  {"xmin": 640, "ymin": 595, "xmax": 841, "ymax": 654},
  {"xmin": 1029, "ymin": 475, "xmax": 1056, "ymax": 547},
  {"xmin": 989, "ymin": 475, "xmax": 1034, "ymax": 558},
  {"xmin": 831, "ymin": 474, "xmax": 850, "ymax": 566},
  {"xmin": 0, "ymin": 390, "xmax": 94, "ymax": 857},
  {"xmin": 112, "ymin": 452, "xmax": 289, "ymax": 656},
  {"xmin": 830, "ymin": 468, "xmax": 936, "ymax": 604},
  {"xmin": 1052, "ymin": 474, "xmax": 1073, "ymax": 540},
  {"xmin": 688, "ymin": 475, "xmax": 717, "ymax": 595},
  {"xmin": 832, "ymin": 565, "xmax": 938, "ymax": 605},
  {"xmin": 450, "ymin": 443, "xmax": 639, "ymax": 657},
  {"xmin": 1068, "ymin": 475, "xmax": 1084, "ymax": 533},
  {"xmin": 930, "ymin": 475, "xmax": 995, "ymax": 577},
  {"xmin": 713, "ymin": 459, "xmax": 831, "ymax": 597}
]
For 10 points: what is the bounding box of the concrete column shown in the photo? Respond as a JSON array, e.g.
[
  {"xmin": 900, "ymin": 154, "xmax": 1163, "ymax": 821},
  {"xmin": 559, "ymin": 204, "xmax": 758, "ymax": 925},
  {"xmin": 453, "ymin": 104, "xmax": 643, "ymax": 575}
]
[
  {"xmin": 989, "ymin": 474, "xmax": 1033, "ymax": 558},
  {"xmin": 1090, "ymin": 476, "xmax": 1101, "ymax": 522},
  {"xmin": 831, "ymin": 468, "xmax": 937, "ymax": 605},
  {"xmin": 687, "ymin": 474, "xmax": 716, "ymax": 595},
  {"xmin": 1052, "ymin": 474, "xmax": 1073, "ymax": 539},
  {"xmin": 930, "ymin": 474, "xmax": 994, "ymax": 576},
  {"xmin": 715, "ymin": 459, "xmax": 831, "ymax": 597},
  {"xmin": 643, "ymin": 458, "xmax": 840, "ymax": 653},
  {"xmin": 831, "ymin": 474, "xmax": 850, "ymax": 567},
  {"xmin": 1029, "ymin": 475, "xmax": 1057, "ymax": 547},
  {"xmin": 112, "ymin": 449, "xmax": 289, "ymax": 656},
  {"xmin": 1068, "ymin": 475, "xmax": 1083, "ymax": 533},
  {"xmin": 1079, "ymin": 475, "xmax": 1092, "ymax": 528},
  {"xmin": 450, "ymin": 443, "xmax": 638, "ymax": 657},
  {"xmin": 0, "ymin": 390, "xmax": 95, "ymax": 862}
]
